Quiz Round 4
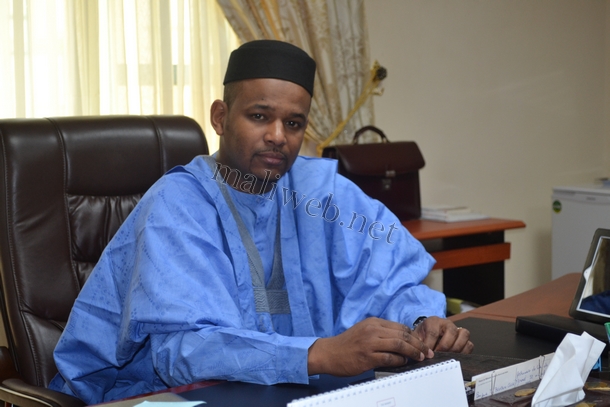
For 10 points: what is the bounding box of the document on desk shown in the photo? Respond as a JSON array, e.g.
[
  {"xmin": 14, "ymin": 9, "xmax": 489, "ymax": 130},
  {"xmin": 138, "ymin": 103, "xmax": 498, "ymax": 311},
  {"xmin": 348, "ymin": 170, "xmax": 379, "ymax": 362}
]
[
  {"xmin": 287, "ymin": 359, "xmax": 467, "ymax": 407},
  {"xmin": 471, "ymin": 353, "xmax": 554, "ymax": 400}
]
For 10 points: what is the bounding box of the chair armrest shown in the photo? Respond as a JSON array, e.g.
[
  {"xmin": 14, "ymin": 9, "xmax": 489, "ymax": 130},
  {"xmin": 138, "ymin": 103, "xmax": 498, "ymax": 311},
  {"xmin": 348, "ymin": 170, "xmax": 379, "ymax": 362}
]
[
  {"xmin": 0, "ymin": 346, "xmax": 84, "ymax": 407},
  {"xmin": 0, "ymin": 378, "xmax": 85, "ymax": 407},
  {"xmin": 0, "ymin": 346, "xmax": 21, "ymax": 381}
]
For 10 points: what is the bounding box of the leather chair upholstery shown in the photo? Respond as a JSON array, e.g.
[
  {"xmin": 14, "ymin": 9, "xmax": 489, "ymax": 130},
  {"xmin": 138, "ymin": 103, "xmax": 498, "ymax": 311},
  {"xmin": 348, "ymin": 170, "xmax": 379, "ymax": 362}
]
[{"xmin": 0, "ymin": 115, "xmax": 209, "ymax": 407}]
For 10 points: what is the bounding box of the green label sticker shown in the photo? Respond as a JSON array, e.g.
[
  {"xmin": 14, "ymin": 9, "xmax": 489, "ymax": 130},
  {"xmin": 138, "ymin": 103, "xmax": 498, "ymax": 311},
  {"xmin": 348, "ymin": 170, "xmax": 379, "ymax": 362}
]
[{"xmin": 552, "ymin": 200, "xmax": 562, "ymax": 213}]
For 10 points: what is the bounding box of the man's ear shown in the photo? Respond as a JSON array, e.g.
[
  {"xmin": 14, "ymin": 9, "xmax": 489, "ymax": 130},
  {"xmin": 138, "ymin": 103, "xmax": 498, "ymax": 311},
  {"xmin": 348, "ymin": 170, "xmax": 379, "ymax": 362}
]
[{"xmin": 210, "ymin": 100, "xmax": 227, "ymax": 136}]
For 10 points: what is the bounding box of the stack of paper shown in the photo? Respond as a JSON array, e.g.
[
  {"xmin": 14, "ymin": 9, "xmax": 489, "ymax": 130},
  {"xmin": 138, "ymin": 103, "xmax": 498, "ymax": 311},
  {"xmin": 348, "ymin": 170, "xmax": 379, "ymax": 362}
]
[{"xmin": 421, "ymin": 205, "xmax": 489, "ymax": 223}]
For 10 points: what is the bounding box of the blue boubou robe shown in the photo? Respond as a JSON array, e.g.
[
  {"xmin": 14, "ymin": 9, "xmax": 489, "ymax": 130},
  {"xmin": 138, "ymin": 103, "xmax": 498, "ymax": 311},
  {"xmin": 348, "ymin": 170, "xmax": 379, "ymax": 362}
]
[{"xmin": 49, "ymin": 155, "xmax": 445, "ymax": 404}]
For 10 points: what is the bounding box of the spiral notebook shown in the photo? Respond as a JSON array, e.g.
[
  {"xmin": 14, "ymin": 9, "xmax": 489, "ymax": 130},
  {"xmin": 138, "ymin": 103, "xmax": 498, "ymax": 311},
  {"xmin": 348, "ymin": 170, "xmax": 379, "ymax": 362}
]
[{"xmin": 287, "ymin": 359, "xmax": 467, "ymax": 407}]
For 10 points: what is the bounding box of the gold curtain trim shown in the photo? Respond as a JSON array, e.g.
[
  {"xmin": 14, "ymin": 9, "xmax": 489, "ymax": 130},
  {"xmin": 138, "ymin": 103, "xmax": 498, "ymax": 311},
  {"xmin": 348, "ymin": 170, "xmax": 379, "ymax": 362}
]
[{"xmin": 315, "ymin": 61, "xmax": 387, "ymax": 156}]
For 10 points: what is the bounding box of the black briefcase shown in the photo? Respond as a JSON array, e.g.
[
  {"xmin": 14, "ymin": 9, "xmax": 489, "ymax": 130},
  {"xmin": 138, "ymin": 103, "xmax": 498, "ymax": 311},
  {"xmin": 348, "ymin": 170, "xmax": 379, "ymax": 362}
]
[{"xmin": 321, "ymin": 126, "xmax": 425, "ymax": 221}]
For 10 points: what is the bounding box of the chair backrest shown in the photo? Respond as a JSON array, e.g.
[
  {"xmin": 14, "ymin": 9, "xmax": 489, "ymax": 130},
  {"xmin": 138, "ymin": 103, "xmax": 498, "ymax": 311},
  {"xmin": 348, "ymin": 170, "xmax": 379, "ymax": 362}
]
[{"xmin": 0, "ymin": 115, "xmax": 208, "ymax": 388}]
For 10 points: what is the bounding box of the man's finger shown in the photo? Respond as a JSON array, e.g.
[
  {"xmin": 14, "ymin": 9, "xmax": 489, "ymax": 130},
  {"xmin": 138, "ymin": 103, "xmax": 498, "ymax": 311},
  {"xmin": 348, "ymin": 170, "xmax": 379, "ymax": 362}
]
[
  {"xmin": 415, "ymin": 320, "xmax": 442, "ymax": 351},
  {"xmin": 393, "ymin": 328, "xmax": 433, "ymax": 360},
  {"xmin": 434, "ymin": 326, "xmax": 470, "ymax": 352},
  {"xmin": 447, "ymin": 327, "xmax": 472, "ymax": 353},
  {"xmin": 374, "ymin": 318, "xmax": 414, "ymax": 333}
]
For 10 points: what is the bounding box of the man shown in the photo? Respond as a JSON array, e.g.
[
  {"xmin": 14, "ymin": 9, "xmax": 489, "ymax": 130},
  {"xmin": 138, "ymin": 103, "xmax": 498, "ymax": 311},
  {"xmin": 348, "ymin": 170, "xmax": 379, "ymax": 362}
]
[{"xmin": 49, "ymin": 40, "xmax": 473, "ymax": 405}]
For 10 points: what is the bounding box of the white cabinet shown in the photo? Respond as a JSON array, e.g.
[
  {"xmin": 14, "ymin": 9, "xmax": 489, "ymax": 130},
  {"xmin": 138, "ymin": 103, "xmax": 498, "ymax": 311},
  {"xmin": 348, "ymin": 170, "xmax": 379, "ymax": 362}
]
[{"xmin": 551, "ymin": 185, "xmax": 610, "ymax": 279}]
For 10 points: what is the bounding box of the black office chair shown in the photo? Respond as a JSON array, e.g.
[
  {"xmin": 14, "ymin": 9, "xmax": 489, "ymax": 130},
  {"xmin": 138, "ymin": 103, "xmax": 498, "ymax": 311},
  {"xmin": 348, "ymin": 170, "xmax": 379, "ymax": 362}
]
[{"xmin": 0, "ymin": 115, "xmax": 208, "ymax": 407}]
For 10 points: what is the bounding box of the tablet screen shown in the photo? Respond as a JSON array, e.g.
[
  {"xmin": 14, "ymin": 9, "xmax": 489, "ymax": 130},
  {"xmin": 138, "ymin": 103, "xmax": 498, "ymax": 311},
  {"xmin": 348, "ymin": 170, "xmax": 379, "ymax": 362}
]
[{"xmin": 569, "ymin": 229, "xmax": 610, "ymax": 324}]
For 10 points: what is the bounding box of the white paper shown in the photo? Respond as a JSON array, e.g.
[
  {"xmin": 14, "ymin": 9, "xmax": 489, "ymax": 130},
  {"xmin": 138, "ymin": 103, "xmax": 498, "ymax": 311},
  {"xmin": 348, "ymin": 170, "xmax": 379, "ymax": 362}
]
[
  {"xmin": 472, "ymin": 353, "xmax": 554, "ymax": 400},
  {"xmin": 288, "ymin": 360, "xmax": 467, "ymax": 407},
  {"xmin": 531, "ymin": 332, "xmax": 605, "ymax": 407}
]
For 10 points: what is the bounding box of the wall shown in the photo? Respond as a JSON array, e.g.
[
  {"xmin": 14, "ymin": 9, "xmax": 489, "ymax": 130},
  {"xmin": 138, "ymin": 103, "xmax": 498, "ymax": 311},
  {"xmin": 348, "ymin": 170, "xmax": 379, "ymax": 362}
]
[{"xmin": 364, "ymin": 0, "xmax": 609, "ymax": 296}]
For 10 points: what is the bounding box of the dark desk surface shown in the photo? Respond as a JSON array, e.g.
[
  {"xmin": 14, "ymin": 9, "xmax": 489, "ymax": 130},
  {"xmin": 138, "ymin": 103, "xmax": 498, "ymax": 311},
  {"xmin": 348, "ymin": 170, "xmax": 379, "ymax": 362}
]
[
  {"xmin": 179, "ymin": 372, "xmax": 373, "ymax": 407},
  {"xmin": 456, "ymin": 317, "xmax": 557, "ymax": 359}
]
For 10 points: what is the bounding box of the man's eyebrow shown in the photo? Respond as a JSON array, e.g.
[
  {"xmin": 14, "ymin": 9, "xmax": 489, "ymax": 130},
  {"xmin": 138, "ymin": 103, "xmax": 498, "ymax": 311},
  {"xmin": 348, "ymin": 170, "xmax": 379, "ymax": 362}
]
[
  {"xmin": 289, "ymin": 112, "xmax": 308, "ymax": 121},
  {"xmin": 250, "ymin": 104, "xmax": 308, "ymax": 121},
  {"xmin": 251, "ymin": 103, "xmax": 273, "ymax": 110}
]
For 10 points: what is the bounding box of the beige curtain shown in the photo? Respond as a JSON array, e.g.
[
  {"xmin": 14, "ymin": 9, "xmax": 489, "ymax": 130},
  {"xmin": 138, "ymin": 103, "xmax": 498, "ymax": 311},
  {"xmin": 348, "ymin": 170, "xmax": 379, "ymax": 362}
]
[
  {"xmin": 1, "ymin": 0, "xmax": 83, "ymax": 118},
  {"xmin": 216, "ymin": 0, "xmax": 375, "ymax": 155},
  {"xmin": 0, "ymin": 0, "xmax": 239, "ymax": 153}
]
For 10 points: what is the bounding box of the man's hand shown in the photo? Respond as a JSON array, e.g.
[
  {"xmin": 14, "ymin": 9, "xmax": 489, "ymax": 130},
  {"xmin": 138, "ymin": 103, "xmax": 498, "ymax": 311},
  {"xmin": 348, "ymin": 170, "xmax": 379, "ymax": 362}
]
[
  {"xmin": 412, "ymin": 316, "xmax": 474, "ymax": 354},
  {"xmin": 307, "ymin": 317, "xmax": 434, "ymax": 377}
]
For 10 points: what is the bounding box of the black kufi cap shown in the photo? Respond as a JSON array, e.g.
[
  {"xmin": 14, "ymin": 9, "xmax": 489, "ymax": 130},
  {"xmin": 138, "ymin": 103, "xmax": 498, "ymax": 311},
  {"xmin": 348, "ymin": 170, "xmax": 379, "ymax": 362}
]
[{"xmin": 223, "ymin": 40, "xmax": 316, "ymax": 96}]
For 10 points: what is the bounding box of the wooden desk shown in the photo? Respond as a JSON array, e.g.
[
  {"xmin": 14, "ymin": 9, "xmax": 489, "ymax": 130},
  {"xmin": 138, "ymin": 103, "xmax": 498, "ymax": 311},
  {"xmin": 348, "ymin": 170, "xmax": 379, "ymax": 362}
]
[
  {"xmin": 403, "ymin": 218, "xmax": 526, "ymax": 305},
  {"xmin": 450, "ymin": 272, "xmax": 580, "ymax": 323}
]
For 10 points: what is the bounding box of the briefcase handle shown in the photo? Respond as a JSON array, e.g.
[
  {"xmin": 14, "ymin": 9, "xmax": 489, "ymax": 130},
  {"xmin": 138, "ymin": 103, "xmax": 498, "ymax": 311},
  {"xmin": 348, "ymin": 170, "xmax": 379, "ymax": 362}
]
[{"xmin": 352, "ymin": 125, "xmax": 389, "ymax": 144}]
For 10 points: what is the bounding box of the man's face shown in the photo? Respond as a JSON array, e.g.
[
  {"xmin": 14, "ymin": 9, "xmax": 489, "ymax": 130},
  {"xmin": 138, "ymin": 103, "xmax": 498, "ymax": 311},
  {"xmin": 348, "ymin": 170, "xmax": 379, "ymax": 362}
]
[{"xmin": 212, "ymin": 78, "xmax": 311, "ymax": 192}]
